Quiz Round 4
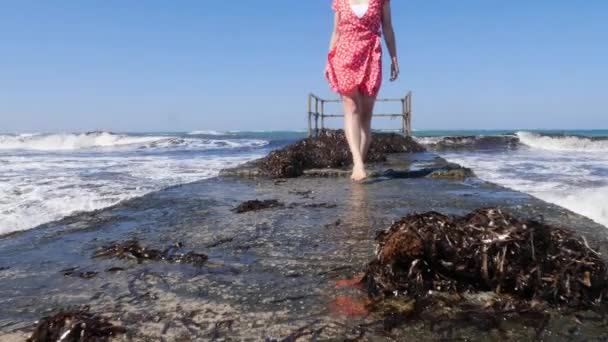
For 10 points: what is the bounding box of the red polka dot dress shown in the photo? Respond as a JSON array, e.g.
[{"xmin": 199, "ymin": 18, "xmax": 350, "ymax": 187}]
[{"xmin": 325, "ymin": 0, "xmax": 388, "ymax": 98}]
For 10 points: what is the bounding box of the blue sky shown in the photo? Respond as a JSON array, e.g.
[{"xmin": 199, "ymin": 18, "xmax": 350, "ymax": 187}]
[{"xmin": 1, "ymin": 0, "xmax": 606, "ymax": 132}]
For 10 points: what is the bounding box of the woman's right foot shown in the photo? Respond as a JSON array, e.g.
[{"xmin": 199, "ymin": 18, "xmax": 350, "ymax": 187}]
[{"xmin": 351, "ymin": 164, "xmax": 367, "ymax": 182}]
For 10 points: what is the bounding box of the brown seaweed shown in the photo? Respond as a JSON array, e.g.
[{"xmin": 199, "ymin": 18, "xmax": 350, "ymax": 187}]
[
  {"xmin": 288, "ymin": 189, "xmax": 313, "ymax": 198},
  {"xmin": 259, "ymin": 130, "xmax": 425, "ymax": 178},
  {"xmin": 363, "ymin": 208, "xmax": 608, "ymax": 308},
  {"xmin": 324, "ymin": 219, "xmax": 342, "ymax": 228},
  {"xmin": 27, "ymin": 309, "xmax": 125, "ymax": 342},
  {"xmin": 206, "ymin": 237, "xmax": 235, "ymax": 248},
  {"xmin": 232, "ymin": 199, "xmax": 284, "ymax": 213},
  {"xmin": 61, "ymin": 267, "xmax": 98, "ymax": 279},
  {"xmin": 93, "ymin": 240, "xmax": 208, "ymax": 266}
]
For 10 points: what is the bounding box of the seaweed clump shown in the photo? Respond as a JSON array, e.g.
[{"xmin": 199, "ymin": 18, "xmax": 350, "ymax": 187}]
[
  {"xmin": 259, "ymin": 130, "xmax": 425, "ymax": 178},
  {"xmin": 61, "ymin": 267, "xmax": 98, "ymax": 279},
  {"xmin": 232, "ymin": 199, "xmax": 284, "ymax": 213},
  {"xmin": 94, "ymin": 241, "xmax": 208, "ymax": 266},
  {"xmin": 363, "ymin": 208, "xmax": 608, "ymax": 308},
  {"xmin": 27, "ymin": 309, "xmax": 125, "ymax": 342}
]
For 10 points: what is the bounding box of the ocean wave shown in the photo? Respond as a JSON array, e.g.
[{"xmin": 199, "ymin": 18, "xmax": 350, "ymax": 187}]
[
  {"xmin": 18, "ymin": 133, "xmax": 42, "ymax": 138},
  {"xmin": 0, "ymin": 154, "xmax": 262, "ymax": 235},
  {"xmin": 145, "ymin": 138, "xmax": 268, "ymax": 150},
  {"xmin": 0, "ymin": 132, "xmax": 268, "ymax": 151},
  {"xmin": 442, "ymin": 149, "xmax": 608, "ymax": 228},
  {"xmin": 0, "ymin": 132, "xmax": 166, "ymax": 151},
  {"xmin": 416, "ymin": 132, "xmax": 608, "ymax": 152},
  {"xmin": 187, "ymin": 130, "xmax": 228, "ymax": 136},
  {"xmin": 415, "ymin": 135, "xmax": 520, "ymax": 150},
  {"xmin": 516, "ymin": 131, "xmax": 608, "ymax": 152}
]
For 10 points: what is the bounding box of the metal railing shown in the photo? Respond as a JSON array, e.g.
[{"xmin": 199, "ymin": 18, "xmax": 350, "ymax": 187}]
[{"xmin": 307, "ymin": 91, "xmax": 412, "ymax": 137}]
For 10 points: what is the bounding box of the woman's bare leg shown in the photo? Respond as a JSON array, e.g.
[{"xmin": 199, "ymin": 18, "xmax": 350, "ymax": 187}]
[
  {"xmin": 360, "ymin": 94, "xmax": 376, "ymax": 162},
  {"xmin": 342, "ymin": 91, "xmax": 367, "ymax": 181}
]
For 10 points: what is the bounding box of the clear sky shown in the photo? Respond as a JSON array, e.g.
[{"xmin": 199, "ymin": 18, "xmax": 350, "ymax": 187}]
[{"xmin": 1, "ymin": 0, "xmax": 606, "ymax": 133}]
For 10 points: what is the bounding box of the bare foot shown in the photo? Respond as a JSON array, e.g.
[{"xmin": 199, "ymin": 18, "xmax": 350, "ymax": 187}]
[{"xmin": 350, "ymin": 165, "xmax": 367, "ymax": 182}]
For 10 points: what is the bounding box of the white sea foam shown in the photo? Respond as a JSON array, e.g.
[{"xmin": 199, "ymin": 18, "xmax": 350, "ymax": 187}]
[
  {"xmin": 417, "ymin": 134, "xmax": 608, "ymax": 227},
  {"xmin": 416, "ymin": 132, "xmax": 608, "ymax": 152},
  {"xmin": 0, "ymin": 132, "xmax": 267, "ymax": 151},
  {"xmin": 187, "ymin": 130, "xmax": 227, "ymax": 135},
  {"xmin": 0, "ymin": 132, "xmax": 165, "ymax": 151},
  {"xmin": 144, "ymin": 138, "xmax": 268, "ymax": 150},
  {"xmin": 0, "ymin": 153, "xmax": 263, "ymax": 235},
  {"xmin": 442, "ymin": 149, "xmax": 608, "ymax": 227},
  {"xmin": 536, "ymin": 187, "xmax": 608, "ymax": 229},
  {"xmin": 413, "ymin": 136, "xmax": 445, "ymax": 145},
  {"xmin": 517, "ymin": 131, "xmax": 608, "ymax": 152},
  {"xmin": 415, "ymin": 136, "xmax": 480, "ymax": 147},
  {"xmin": 0, "ymin": 131, "xmax": 272, "ymax": 235}
]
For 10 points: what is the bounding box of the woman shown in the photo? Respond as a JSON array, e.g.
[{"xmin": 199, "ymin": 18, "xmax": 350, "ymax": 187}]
[{"xmin": 325, "ymin": 0, "xmax": 399, "ymax": 181}]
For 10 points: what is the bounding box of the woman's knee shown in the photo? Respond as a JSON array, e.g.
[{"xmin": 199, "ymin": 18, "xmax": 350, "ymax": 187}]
[
  {"xmin": 342, "ymin": 91, "xmax": 362, "ymax": 115},
  {"xmin": 361, "ymin": 95, "xmax": 375, "ymax": 114}
]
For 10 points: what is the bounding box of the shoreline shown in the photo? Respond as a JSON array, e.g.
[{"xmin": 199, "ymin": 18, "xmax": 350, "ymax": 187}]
[{"xmin": 1, "ymin": 143, "xmax": 608, "ymax": 340}]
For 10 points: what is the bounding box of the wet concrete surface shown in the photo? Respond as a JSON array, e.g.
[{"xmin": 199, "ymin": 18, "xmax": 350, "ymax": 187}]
[
  {"xmin": 1, "ymin": 153, "xmax": 607, "ymax": 341},
  {"xmin": 220, "ymin": 152, "xmax": 473, "ymax": 180}
]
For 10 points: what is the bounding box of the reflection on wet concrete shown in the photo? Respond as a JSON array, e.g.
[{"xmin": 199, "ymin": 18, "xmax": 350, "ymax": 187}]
[{"xmin": 348, "ymin": 184, "xmax": 369, "ymax": 228}]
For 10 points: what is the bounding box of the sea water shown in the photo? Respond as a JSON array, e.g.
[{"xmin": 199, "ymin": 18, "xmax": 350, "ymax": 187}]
[{"xmin": 0, "ymin": 129, "xmax": 606, "ymax": 235}]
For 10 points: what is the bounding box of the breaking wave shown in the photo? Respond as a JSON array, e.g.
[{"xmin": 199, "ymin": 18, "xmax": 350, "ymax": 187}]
[
  {"xmin": 0, "ymin": 132, "xmax": 268, "ymax": 151},
  {"xmin": 416, "ymin": 131, "xmax": 608, "ymax": 152},
  {"xmin": 516, "ymin": 132, "xmax": 608, "ymax": 152},
  {"xmin": 0, "ymin": 130, "xmax": 276, "ymax": 235},
  {"xmin": 415, "ymin": 135, "xmax": 520, "ymax": 150},
  {"xmin": 187, "ymin": 130, "xmax": 229, "ymax": 136}
]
